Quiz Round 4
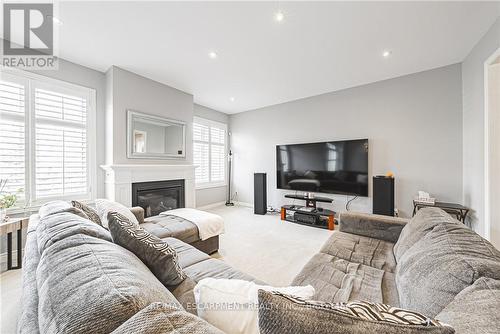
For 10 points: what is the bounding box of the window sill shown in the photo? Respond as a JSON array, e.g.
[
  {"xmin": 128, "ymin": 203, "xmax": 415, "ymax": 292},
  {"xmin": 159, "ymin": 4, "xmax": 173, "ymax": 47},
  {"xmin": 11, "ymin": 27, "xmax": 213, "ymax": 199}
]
[{"xmin": 196, "ymin": 183, "xmax": 227, "ymax": 190}]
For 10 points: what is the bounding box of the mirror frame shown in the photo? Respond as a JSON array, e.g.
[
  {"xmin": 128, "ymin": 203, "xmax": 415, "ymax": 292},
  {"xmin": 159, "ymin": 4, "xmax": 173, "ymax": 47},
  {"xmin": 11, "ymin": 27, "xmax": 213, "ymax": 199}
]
[{"xmin": 127, "ymin": 109, "xmax": 186, "ymax": 159}]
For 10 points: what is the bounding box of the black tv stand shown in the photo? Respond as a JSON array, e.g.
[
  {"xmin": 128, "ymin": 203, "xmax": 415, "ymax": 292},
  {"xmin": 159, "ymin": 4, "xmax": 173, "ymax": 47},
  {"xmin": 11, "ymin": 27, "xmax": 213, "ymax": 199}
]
[
  {"xmin": 281, "ymin": 194, "xmax": 336, "ymax": 230},
  {"xmin": 284, "ymin": 193, "xmax": 333, "ymax": 208}
]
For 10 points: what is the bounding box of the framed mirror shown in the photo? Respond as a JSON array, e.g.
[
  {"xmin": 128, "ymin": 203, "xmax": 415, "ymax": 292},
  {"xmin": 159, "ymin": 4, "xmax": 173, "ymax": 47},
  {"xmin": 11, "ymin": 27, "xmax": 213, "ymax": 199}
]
[{"xmin": 127, "ymin": 110, "xmax": 186, "ymax": 159}]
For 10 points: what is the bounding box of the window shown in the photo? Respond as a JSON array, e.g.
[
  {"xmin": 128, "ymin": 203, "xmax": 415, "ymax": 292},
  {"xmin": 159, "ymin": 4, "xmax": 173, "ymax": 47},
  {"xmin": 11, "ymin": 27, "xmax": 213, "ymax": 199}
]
[
  {"xmin": 0, "ymin": 70, "xmax": 96, "ymax": 209},
  {"xmin": 193, "ymin": 117, "xmax": 227, "ymax": 188}
]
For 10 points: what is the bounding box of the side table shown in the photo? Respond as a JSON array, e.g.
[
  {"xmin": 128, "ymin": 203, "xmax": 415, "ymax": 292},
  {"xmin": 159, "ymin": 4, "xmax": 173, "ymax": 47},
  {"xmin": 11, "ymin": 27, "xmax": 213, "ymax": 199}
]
[
  {"xmin": 412, "ymin": 200, "xmax": 470, "ymax": 224},
  {"xmin": 0, "ymin": 217, "xmax": 28, "ymax": 270}
]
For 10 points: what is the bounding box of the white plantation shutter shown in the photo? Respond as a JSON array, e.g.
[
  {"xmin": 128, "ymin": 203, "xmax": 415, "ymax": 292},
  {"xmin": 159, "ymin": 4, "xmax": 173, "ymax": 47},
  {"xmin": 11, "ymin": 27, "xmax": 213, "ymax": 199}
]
[
  {"xmin": 210, "ymin": 126, "xmax": 225, "ymax": 144},
  {"xmin": 210, "ymin": 126, "xmax": 225, "ymax": 182},
  {"xmin": 0, "ymin": 71, "xmax": 95, "ymax": 209},
  {"xmin": 34, "ymin": 87, "xmax": 89, "ymax": 199},
  {"xmin": 194, "ymin": 142, "xmax": 209, "ymax": 183},
  {"xmin": 193, "ymin": 122, "xmax": 210, "ymax": 183},
  {"xmin": 193, "ymin": 122, "xmax": 209, "ymax": 142},
  {"xmin": 210, "ymin": 144, "xmax": 225, "ymax": 182},
  {"xmin": 193, "ymin": 117, "xmax": 227, "ymax": 187},
  {"xmin": 0, "ymin": 79, "xmax": 26, "ymax": 201}
]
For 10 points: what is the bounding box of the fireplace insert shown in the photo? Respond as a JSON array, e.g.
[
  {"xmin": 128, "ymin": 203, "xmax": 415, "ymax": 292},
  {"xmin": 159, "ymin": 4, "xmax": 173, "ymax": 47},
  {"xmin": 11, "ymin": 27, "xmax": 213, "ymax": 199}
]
[{"xmin": 131, "ymin": 179, "xmax": 185, "ymax": 217}]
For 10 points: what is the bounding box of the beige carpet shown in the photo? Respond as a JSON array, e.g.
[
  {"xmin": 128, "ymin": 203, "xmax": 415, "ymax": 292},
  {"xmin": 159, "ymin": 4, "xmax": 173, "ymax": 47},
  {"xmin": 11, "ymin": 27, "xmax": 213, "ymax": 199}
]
[
  {"xmin": 0, "ymin": 204, "xmax": 333, "ymax": 333},
  {"xmin": 209, "ymin": 205, "xmax": 332, "ymax": 286}
]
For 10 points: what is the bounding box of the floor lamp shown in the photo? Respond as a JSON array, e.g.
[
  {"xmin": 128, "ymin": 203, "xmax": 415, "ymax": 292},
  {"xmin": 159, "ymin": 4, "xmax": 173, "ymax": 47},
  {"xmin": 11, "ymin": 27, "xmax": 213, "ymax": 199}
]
[{"xmin": 225, "ymin": 149, "xmax": 234, "ymax": 206}]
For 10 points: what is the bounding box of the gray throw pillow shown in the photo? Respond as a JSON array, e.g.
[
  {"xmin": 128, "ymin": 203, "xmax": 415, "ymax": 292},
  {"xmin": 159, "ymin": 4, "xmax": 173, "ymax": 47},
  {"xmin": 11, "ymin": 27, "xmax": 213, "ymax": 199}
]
[
  {"xmin": 72, "ymin": 200, "xmax": 103, "ymax": 226},
  {"xmin": 258, "ymin": 290, "xmax": 455, "ymax": 334},
  {"xmin": 108, "ymin": 212, "xmax": 186, "ymax": 287}
]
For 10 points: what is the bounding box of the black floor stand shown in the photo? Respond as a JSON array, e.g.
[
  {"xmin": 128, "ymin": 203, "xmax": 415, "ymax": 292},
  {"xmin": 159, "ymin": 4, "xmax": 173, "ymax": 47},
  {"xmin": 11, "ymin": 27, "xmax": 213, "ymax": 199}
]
[{"xmin": 225, "ymin": 150, "xmax": 234, "ymax": 206}]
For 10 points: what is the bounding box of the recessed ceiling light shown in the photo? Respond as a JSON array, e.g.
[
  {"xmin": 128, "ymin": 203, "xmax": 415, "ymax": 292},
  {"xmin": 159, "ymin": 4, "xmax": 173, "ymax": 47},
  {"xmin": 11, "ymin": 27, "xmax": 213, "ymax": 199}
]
[
  {"xmin": 208, "ymin": 51, "xmax": 218, "ymax": 59},
  {"xmin": 229, "ymin": 97, "xmax": 235, "ymax": 102},
  {"xmin": 275, "ymin": 11, "xmax": 284, "ymax": 22},
  {"xmin": 383, "ymin": 50, "xmax": 392, "ymax": 58}
]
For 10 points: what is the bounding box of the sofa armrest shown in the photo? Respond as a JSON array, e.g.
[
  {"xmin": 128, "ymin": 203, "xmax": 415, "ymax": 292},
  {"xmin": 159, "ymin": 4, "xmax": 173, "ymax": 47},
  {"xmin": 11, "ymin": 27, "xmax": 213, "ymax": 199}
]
[
  {"xmin": 129, "ymin": 206, "xmax": 145, "ymax": 224},
  {"xmin": 338, "ymin": 212, "xmax": 408, "ymax": 243}
]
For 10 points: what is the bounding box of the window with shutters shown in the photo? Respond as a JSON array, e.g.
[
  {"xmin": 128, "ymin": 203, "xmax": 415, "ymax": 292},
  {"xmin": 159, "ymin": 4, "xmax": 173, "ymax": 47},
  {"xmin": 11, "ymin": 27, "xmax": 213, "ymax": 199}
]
[
  {"xmin": 0, "ymin": 70, "xmax": 96, "ymax": 209},
  {"xmin": 193, "ymin": 117, "xmax": 227, "ymax": 188}
]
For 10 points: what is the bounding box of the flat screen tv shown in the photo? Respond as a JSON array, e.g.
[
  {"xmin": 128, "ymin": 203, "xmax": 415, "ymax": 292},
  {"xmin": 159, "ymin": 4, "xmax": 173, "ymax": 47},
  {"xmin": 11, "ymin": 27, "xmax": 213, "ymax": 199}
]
[{"xmin": 276, "ymin": 139, "xmax": 369, "ymax": 196}]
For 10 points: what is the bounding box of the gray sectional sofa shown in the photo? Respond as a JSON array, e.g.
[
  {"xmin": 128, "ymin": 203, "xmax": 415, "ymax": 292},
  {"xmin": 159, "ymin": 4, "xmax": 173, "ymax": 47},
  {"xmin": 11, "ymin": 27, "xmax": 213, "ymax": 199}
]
[
  {"xmin": 19, "ymin": 203, "xmax": 500, "ymax": 333},
  {"xmin": 294, "ymin": 208, "xmax": 500, "ymax": 334},
  {"xmin": 18, "ymin": 203, "xmax": 260, "ymax": 334}
]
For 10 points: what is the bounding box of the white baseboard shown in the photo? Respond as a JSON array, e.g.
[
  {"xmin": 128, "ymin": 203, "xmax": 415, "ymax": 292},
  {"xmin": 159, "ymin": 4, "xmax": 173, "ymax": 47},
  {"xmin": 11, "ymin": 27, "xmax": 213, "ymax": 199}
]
[
  {"xmin": 235, "ymin": 201, "xmax": 253, "ymax": 208},
  {"xmin": 196, "ymin": 201, "xmax": 226, "ymax": 210},
  {"xmin": 196, "ymin": 201, "xmax": 254, "ymax": 210}
]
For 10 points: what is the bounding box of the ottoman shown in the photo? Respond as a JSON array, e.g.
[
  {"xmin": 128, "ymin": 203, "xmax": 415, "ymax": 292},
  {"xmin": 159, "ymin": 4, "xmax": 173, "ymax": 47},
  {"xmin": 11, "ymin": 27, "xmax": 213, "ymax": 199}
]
[{"xmin": 130, "ymin": 207, "xmax": 221, "ymax": 255}]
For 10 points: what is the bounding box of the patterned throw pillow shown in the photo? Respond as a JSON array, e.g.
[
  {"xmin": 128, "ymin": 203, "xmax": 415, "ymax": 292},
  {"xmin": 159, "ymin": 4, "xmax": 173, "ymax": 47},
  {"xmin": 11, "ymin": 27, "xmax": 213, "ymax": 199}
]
[
  {"xmin": 108, "ymin": 212, "xmax": 186, "ymax": 287},
  {"xmin": 71, "ymin": 200, "xmax": 103, "ymax": 226},
  {"xmin": 258, "ymin": 291, "xmax": 455, "ymax": 334}
]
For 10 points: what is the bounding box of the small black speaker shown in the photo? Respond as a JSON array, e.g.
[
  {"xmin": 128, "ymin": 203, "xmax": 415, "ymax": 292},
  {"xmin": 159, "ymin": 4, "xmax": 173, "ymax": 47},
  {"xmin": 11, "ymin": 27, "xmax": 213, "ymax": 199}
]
[
  {"xmin": 373, "ymin": 176, "xmax": 394, "ymax": 216},
  {"xmin": 254, "ymin": 173, "xmax": 267, "ymax": 215}
]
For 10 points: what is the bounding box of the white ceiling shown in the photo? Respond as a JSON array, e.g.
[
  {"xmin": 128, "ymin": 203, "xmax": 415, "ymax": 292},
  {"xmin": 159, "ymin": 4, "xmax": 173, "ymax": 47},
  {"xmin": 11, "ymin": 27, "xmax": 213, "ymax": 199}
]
[{"xmin": 55, "ymin": 2, "xmax": 499, "ymax": 113}]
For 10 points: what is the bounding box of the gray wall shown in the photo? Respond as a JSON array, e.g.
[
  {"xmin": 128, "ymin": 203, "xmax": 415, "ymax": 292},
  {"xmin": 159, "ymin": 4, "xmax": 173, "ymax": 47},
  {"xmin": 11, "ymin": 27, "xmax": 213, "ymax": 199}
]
[
  {"xmin": 105, "ymin": 66, "xmax": 194, "ymax": 165},
  {"xmin": 462, "ymin": 18, "xmax": 500, "ymax": 236},
  {"xmin": 229, "ymin": 64, "xmax": 463, "ymax": 217},
  {"xmin": 194, "ymin": 104, "xmax": 229, "ymax": 207}
]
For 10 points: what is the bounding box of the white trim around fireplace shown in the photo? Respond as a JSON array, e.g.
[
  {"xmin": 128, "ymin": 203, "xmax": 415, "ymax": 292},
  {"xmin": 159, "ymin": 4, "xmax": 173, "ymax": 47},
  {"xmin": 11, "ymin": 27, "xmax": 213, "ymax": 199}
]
[{"xmin": 100, "ymin": 164, "xmax": 196, "ymax": 208}]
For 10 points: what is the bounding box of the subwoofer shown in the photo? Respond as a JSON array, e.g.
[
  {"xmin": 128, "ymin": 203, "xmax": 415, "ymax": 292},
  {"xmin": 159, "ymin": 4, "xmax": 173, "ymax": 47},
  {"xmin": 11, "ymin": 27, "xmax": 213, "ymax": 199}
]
[
  {"xmin": 254, "ymin": 173, "xmax": 267, "ymax": 215},
  {"xmin": 373, "ymin": 176, "xmax": 395, "ymax": 216}
]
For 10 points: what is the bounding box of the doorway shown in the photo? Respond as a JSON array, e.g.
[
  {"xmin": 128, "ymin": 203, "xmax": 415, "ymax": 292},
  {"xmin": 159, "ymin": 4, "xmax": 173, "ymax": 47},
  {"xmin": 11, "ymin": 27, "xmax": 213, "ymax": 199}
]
[{"xmin": 485, "ymin": 47, "xmax": 500, "ymax": 249}]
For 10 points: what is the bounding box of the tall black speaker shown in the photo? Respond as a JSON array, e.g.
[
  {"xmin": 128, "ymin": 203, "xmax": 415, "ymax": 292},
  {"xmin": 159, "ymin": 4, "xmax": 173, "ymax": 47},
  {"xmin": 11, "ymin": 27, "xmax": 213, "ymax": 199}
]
[
  {"xmin": 254, "ymin": 173, "xmax": 267, "ymax": 215},
  {"xmin": 373, "ymin": 176, "xmax": 394, "ymax": 216}
]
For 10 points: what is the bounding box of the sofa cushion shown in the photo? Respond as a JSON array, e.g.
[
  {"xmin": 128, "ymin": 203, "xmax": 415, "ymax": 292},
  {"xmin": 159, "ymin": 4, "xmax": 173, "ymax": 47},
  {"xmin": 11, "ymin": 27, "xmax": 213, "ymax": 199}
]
[
  {"xmin": 338, "ymin": 212, "xmax": 408, "ymax": 243},
  {"xmin": 183, "ymin": 258, "xmax": 263, "ymax": 284},
  {"xmin": 393, "ymin": 208, "xmax": 458, "ymax": 261},
  {"xmin": 257, "ymin": 290, "xmax": 455, "ymax": 334},
  {"xmin": 71, "ymin": 200, "xmax": 103, "ymax": 226},
  {"xmin": 36, "ymin": 233, "xmax": 182, "ymax": 334},
  {"xmin": 37, "ymin": 211, "xmax": 112, "ymax": 255},
  {"xmin": 108, "ymin": 212, "xmax": 187, "ymax": 287},
  {"xmin": 95, "ymin": 198, "xmax": 139, "ymax": 227},
  {"xmin": 170, "ymin": 277, "xmax": 198, "ymax": 314},
  {"xmin": 321, "ymin": 231, "xmax": 397, "ymax": 272},
  {"xmin": 291, "ymin": 252, "xmax": 398, "ymax": 305},
  {"xmin": 436, "ymin": 277, "xmax": 500, "ymax": 334},
  {"xmin": 396, "ymin": 222, "xmax": 500, "ymax": 317},
  {"xmin": 142, "ymin": 215, "xmax": 199, "ymax": 243},
  {"xmin": 38, "ymin": 200, "xmax": 73, "ymax": 218},
  {"xmin": 162, "ymin": 237, "xmax": 210, "ymax": 268},
  {"xmin": 111, "ymin": 302, "xmax": 224, "ymax": 334}
]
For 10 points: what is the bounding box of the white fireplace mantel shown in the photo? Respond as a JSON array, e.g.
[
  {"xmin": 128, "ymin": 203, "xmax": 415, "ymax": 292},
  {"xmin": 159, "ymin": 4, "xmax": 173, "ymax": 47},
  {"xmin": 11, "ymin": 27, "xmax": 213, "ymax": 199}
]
[{"xmin": 100, "ymin": 164, "xmax": 196, "ymax": 208}]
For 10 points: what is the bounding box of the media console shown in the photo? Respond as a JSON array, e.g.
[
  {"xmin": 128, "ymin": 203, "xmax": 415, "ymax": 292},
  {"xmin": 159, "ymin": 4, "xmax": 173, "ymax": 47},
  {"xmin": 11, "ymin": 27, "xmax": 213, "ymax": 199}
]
[{"xmin": 280, "ymin": 194, "xmax": 336, "ymax": 230}]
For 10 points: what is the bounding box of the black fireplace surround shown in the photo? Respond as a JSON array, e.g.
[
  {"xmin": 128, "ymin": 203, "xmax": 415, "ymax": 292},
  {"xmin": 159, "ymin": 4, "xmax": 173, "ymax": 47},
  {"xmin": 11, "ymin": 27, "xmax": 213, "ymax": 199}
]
[{"xmin": 132, "ymin": 179, "xmax": 185, "ymax": 218}]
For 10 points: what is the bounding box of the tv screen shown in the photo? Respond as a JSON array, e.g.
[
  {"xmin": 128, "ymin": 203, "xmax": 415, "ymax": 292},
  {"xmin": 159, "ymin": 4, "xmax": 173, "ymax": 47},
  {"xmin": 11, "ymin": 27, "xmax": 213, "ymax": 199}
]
[{"xmin": 276, "ymin": 139, "xmax": 369, "ymax": 196}]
